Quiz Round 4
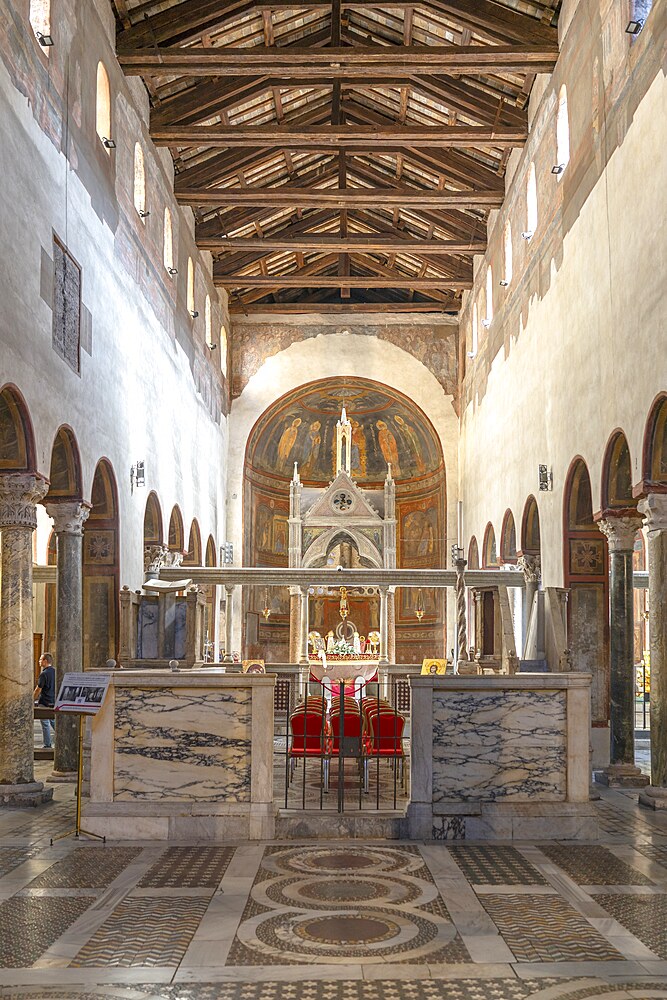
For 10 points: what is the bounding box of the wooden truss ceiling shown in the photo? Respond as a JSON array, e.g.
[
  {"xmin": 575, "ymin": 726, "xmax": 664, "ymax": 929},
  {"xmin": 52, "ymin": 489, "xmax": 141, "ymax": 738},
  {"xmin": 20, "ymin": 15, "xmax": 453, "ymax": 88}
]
[{"xmin": 112, "ymin": 0, "xmax": 561, "ymax": 313}]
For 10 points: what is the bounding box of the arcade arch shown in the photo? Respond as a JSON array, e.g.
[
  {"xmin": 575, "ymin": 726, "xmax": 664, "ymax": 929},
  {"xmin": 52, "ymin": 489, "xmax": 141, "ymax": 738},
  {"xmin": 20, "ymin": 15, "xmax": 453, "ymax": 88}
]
[{"xmin": 83, "ymin": 459, "xmax": 119, "ymax": 668}]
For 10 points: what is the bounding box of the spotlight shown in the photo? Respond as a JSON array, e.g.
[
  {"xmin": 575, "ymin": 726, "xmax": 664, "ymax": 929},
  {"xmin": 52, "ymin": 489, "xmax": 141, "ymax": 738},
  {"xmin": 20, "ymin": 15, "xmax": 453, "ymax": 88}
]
[
  {"xmin": 466, "ymin": 351, "xmax": 477, "ymax": 359},
  {"xmin": 481, "ymin": 318, "xmax": 491, "ymax": 328},
  {"xmin": 101, "ymin": 137, "xmax": 116, "ymax": 149},
  {"xmin": 209, "ymin": 343, "xmax": 218, "ymax": 350},
  {"xmin": 139, "ymin": 209, "xmax": 150, "ymax": 218},
  {"xmin": 499, "ymin": 279, "xmax": 509, "ymax": 287},
  {"xmin": 36, "ymin": 31, "xmax": 54, "ymax": 46},
  {"xmin": 167, "ymin": 266, "xmax": 178, "ymax": 276},
  {"xmin": 625, "ymin": 19, "xmax": 643, "ymax": 34},
  {"xmin": 190, "ymin": 309, "xmax": 199, "ymax": 319},
  {"xmin": 521, "ymin": 230, "xmax": 533, "ymax": 241},
  {"xmin": 551, "ymin": 163, "xmax": 565, "ymax": 175}
]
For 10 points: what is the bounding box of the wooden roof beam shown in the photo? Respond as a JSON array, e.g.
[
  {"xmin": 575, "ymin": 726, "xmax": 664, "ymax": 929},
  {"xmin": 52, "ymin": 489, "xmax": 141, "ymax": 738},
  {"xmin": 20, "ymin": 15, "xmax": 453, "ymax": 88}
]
[
  {"xmin": 199, "ymin": 235, "xmax": 486, "ymax": 252},
  {"xmin": 152, "ymin": 123, "xmax": 528, "ymax": 148},
  {"xmin": 176, "ymin": 187, "xmax": 504, "ymax": 208},
  {"xmin": 229, "ymin": 300, "xmax": 459, "ymax": 313},
  {"xmin": 213, "ymin": 271, "xmax": 472, "ymax": 288},
  {"xmin": 118, "ymin": 44, "xmax": 559, "ymax": 78}
]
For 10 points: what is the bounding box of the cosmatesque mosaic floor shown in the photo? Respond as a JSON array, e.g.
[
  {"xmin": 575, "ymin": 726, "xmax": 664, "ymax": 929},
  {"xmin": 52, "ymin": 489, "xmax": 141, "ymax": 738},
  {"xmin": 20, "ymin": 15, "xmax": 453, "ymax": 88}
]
[{"xmin": 1, "ymin": 768, "xmax": 667, "ymax": 999}]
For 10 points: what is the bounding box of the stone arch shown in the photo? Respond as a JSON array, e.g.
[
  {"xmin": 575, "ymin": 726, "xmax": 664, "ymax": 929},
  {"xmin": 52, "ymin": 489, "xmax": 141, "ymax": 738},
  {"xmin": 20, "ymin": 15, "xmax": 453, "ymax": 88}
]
[
  {"xmin": 83, "ymin": 459, "xmax": 119, "ymax": 667},
  {"xmin": 168, "ymin": 505, "xmax": 184, "ymax": 554},
  {"xmin": 46, "ymin": 425, "xmax": 82, "ymax": 501},
  {"xmin": 521, "ymin": 495, "xmax": 541, "ymax": 555},
  {"xmin": 482, "ymin": 522, "xmax": 498, "ymax": 568},
  {"xmin": 642, "ymin": 392, "xmax": 667, "ymax": 487},
  {"xmin": 302, "ymin": 527, "xmax": 383, "ymax": 569},
  {"xmin": 563, "ymin": 457, "xmax": 609, "ymax": 730},
  {"xmin": 0, "ymin": 383, "xmax": 37, "ymax": 472},
  {"xmin": 601, "ymin": 429, "xmax": 636, "ymax": 511},
  {"xmin": 184, "ymin": 519, "xmax": 202, "ymax": 566},
  {"xmin": 500, "ymin": 509, "xmax": 517, "ymax": 564},
  {"xmin": 143, "ymin": 492, "xmax": 163, "ymax": 546},
  {"xmin": 205, "ymin": 535, "xmax": 217, "ymax": 566},
  {"xmin": 468, "ymin": 535, "xmax": 479, "ymax": 569}
]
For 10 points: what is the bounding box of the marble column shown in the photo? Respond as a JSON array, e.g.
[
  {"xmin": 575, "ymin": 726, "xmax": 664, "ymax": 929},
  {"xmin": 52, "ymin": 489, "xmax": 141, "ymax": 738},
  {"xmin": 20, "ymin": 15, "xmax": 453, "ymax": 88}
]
[
  {"xmin": 289, "ymin": 588, "xmax": 300, "ymax": 663},
  {"xmin": 638, "ymin": 494, "xmax": 667, "ymax": 808},
  {"xmin": 379, "ymin": 587, "xmax": 389, "ymax": 664},
  {"xmin": 224, "ymin": 585, "xmax": 235, "ymax": 660},
  {"xmin": 44, "ymin": 500, "xmax": 90, "ymax": 779},
  {"xmin": 518, "ymin": 554, "xmax": 540, "ymax": 650},
  {"xmin": 596, "ymin": 513, "xmax": 648, "ymax": 788},
  {"xmin": 387, "ymin": 588, "xmax": 396, "ymax": 664},
  {"xmin": 0, "ymin": 473, "xmax": 53, "ymax": 806},
  {"xmin": 298, "ymin": 587, "xmax": 309, "ymax": 665}
]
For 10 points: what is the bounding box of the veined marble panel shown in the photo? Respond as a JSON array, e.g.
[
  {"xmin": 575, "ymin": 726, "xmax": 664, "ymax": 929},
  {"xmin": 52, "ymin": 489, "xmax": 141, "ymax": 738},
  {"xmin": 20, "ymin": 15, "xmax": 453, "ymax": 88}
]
[
  {"xmin": 432, "ymin": 690, "xmax": 567, "ymax": 803},
  {"xmin": 113, "ymin": 687, "xmax": 251, "ymax": 802}
]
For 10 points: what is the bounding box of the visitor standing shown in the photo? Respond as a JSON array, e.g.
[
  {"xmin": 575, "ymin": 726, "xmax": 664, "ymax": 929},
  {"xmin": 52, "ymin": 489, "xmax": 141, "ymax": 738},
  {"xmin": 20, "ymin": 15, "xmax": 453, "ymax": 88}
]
[{"xmin": 33, "ymin": 652, "xmax": 56, "ymax": 749}]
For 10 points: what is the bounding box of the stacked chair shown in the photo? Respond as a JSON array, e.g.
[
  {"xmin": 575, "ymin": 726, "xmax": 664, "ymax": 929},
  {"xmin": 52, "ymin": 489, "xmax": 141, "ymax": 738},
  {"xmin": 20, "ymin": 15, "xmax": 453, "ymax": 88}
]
[{"xmin": 288, "ymin": 696, "xmax": 330, "ymax": 787}]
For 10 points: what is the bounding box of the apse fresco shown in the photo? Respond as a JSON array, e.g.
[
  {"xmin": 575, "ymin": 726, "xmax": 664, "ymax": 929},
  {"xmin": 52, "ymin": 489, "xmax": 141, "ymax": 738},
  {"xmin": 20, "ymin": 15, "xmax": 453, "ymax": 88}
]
[{"xmin": 247, "ymin": 379, "xmax": 442, "ymax": 483}]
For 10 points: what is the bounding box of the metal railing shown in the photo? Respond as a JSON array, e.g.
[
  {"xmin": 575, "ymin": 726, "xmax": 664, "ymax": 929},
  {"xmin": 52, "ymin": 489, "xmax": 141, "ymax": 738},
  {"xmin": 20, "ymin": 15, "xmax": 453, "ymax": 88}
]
[
  {"xmin": 276, "ymin": 678, "xmax": 410, "ymax": 812},
  {"xmin": 635, "ymin": 660, "xmax": 650, "ymax": 732}
]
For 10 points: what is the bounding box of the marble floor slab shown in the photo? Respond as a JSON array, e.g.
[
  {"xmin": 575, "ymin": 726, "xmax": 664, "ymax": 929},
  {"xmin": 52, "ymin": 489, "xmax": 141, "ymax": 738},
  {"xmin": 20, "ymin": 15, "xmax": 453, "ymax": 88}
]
[{"xmin": 0, "ymin": 768, "xmax": 666, "ymax": 997}]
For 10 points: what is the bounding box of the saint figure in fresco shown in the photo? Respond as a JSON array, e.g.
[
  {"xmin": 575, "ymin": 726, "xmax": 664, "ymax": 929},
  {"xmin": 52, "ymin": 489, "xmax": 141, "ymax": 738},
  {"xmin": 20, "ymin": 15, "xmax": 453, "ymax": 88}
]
[
  {"xmin": 300, "ymin": 420, "xmax": 322, "ymax": 478},
  {"xmin": 394, "ymin": 414, "xmax": 426, "ymax": 475},
  {"xmin": 350, "ymin": 419, "xmax": 367, "ymax": 477},
  {"xmin": 277, "ymin": 417, "xmax": 302, "ymax": 464},
  {"xmin": 376, "ymin": 420, "xmax": 401, "ymax": 477}
]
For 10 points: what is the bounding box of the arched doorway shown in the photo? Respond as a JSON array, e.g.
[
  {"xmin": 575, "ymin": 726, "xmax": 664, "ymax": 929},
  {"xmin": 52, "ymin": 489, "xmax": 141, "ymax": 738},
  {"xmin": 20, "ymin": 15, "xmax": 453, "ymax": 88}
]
[
  {"xmin": 244, "ymin": 377, "xmax": 446, "ymax": 663},
  {"xmin": 563, "ymin": 458, "xmax": 609, "ymax": 733},
  {"xmin": 83, "ymin": 459, "xmax": 119, "ymax": 668}
]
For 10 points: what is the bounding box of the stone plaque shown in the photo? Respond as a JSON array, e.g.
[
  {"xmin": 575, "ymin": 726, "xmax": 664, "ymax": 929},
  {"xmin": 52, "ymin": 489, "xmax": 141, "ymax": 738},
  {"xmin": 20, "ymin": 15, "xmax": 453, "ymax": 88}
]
[{"xmin": 52, "ymin": 239, "xmax": 81, "ymax": 374}]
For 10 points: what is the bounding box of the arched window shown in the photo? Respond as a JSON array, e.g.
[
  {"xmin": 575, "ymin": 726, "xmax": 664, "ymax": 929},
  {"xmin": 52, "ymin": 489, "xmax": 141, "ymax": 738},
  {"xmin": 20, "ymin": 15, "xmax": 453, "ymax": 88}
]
[
  {"xmin": 484, "ymin": 265, "xmax": 493, "ymax": 326},
  {"xmin": 163, "ymin": 208, "xmax": 174, "ymax": 273},
  {"xmin": 468, "ymin": 303, "xmax": 478, "ymax": 358},
  {"xmin": 133, "ymin": 143, "xmax": 146, "ymax": 219},
  {"xmin": 95, "ymin": 62, "xmax": 112, "ymax": 149},
  {"xmin": 29, "ymin": 0, "xmax": 51, "ymax": 45},
  {"xmin": 503, "ymin": 221, "xmax": 513, "ymax": 286},
  {"xmin": 220, "ymin": 324, "xmax": 228, "ymax": 375},
  {"xmin": 187, "ymin": 258, "xmax": 196, "ymax": 315},
  {"xmin": 525, "ymin": 162, "xmax": 538, "ymax": 239},
  {"xmin": 555, "ymin": 85, "xmax": 570, "ymax": 177},
  {"xmin": 205, "ymin": 294, "xmax": 213, "ymax": 348}
]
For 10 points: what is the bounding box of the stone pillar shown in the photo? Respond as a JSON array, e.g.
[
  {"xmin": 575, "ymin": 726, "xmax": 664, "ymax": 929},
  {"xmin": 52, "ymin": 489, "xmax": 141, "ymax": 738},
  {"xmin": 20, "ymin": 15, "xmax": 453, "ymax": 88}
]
[
  {"xmin": 379, "ymin": 587, "xmax": 389, "ymax": 664},
  {"xmin": 224, "ymin": 585, "xmax": 235, "ymax": 660},
  {"xmin": 638, "ymin": 494, "xmax": 667, "ymax": 808},
  {"xmin": 387, "ymin": 588, "xmax": 396, "ymax": 664},
  {"xmin": 298, "ymin": 587, "xmax": 309, "ymax": 665},
  {"xmin": 0, "ymin": 473, "xmax": 53, "ymax": 806},
  {"xmin": 44, "ymin": 500, "xmax": 91, "ymax": 779},
  {"xmin": 518, "ymin": 554, "xmax": 540, "ymax": 651},
  {"xmin": 595, "ymin": 514, "xmax": 648, "ymax": 788},
  {"xmin": 289, "ymin": 588, "xmax": 300, "ymax": 663}
]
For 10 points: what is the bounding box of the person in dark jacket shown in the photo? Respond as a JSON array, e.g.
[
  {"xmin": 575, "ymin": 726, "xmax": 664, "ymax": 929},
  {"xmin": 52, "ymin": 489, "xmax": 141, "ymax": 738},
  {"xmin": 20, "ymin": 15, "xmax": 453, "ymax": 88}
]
[{"xmin": 33, "ymin": 652, "xmax": 56, "ymax": 749}]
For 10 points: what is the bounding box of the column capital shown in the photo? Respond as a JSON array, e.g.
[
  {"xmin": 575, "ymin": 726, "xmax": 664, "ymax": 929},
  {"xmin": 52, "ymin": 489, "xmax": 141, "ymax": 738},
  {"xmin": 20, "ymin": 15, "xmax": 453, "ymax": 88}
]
[
  {"xmin": 517, "ymin": 553, "xmax": 541, "ymax": 584},
  {"xmin": 164, "ymin": 549, "xmax": 184, "ymax": 568},
  {"xmin": 597, "ymin": 512, "xmax": 643, "ymax": 552},
  {"xmin": 44, "ymin": 500, "xmax": 91, "ymax": 536},
  {"xmin": 144, "ymin": 543, "xmax": 169, "ymax": 575},
  {"xmin": 0, "ymin": 473, "xmax": 49, "ymax": 530},
  {"xmin": 638, "ymin": 493, "xmax": 667, "ymax": 536}
]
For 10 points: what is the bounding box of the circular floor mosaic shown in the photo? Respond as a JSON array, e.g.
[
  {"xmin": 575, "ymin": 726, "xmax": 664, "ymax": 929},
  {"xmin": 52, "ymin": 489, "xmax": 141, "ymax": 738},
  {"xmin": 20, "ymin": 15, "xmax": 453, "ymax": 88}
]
[{"xmin": 294, "ymin": 914, "xmax": 400, "ymax": 945}]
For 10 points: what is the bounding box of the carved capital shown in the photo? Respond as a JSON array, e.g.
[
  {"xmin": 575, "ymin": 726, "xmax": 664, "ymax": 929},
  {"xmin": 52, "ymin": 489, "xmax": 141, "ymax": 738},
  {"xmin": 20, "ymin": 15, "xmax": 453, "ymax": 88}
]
[
  {"xmin": 144, "ymin": 543, "xmax": 169, "ymax": 575},
  {"xmin": 0, "ymin": 473, "xmax": 49, "ymax": 530},
  {"xmin": 597, "ymin": 513, "xmax": 642, "ymax": 553},
  {"xmin": 517, "ymin": 553, "xmax": 541, "ymax": 584},
  {"xmin": 163, "ymin": 549, "xmax": 184, "ymax": 568},
  {"xmin": 638, "ymin": 493, "xmax": 667, "ymax": 537},
  {"xmin": 45, "ymin": 500, "xmax": 91, "ymax": 536}
]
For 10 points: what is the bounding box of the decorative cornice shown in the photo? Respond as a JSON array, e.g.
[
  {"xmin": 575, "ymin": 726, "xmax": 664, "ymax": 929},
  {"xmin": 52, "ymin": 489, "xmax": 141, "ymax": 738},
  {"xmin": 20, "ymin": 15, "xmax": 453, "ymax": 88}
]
[
  {"xmin": 0, "ymin": 473, "xmax": 49, "ymax": 530},
  {"xmin": 597, "ymin": 513, "xmax": 643, "ymax": 552},
  {"xmin": 44, "ymin": 500, "xmax": 92, "ymax": 536},
  {"xmin": 638, "ymin": 493, "xmax": 667, "ymax": 537}
]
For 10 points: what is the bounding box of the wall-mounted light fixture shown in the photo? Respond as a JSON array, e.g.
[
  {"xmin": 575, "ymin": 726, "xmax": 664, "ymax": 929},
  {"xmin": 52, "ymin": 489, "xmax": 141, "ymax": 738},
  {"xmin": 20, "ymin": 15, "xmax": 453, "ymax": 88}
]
[
  {"xmin": 481, "ymin": 318, "xmax": 491, "ymax": 328},
  {"xmin": 130, "ymin": 461, "xmax": 145, "ymax": 495},
  {"xmin": 625, "ymin": 19, "xmax": 644, "ymax": 34},
  {"xmin": 466, "ymin": 350, "xmax": 477, "ymax": 359},
  {"xmin": 521, "ymin": 230, "xmax": 534, "ymax": 241},
  {"xmin": 551, "ymin": 163, "xmax": 565, "ymax": 175},
  {"xmin": 209, "ymin": 343, "xmax": 218, "ymax": 350},
  {"xmin": 262, "ymin": 590, "xmax": 271, "ymax": 621},
  {"xmin": 190, "ymin": 309, "xmax": 199, "ymax": 319},
  {"xmin": 538, "ymin": 464, "xmax": 553, "ymax": 492},
  {"xmin": 101, "ymin": 137, "xmax": 116, "ymax": 149},
  {"xmin": 415, "ymin": 590, "xmax": 425, "ymax": 622},
  {"xmin": 499, "ymin": 278, "xmax": 509, "ymax": 287},
  {"xmin": 36, "ymin": 31, "xmax": 54, "ymax": 46},
  {"xmin": 167, "ymin": 266, "xmax": 178, "ymax": 276},
  {"xmin": 139, "ymin": 209, "xmax": 150, "ymax": 219}
]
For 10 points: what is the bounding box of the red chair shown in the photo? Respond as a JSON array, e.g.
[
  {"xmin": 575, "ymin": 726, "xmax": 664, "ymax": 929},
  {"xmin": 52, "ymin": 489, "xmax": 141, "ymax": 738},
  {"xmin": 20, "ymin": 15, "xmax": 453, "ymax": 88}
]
[
  {"xmin": 289, "ymin": 705, "xmax": 331, "ymax": 785},
  {"xmin": 363, "ymin": 709, "xmax": 406, "ymax": 789},
  {"xmin": 329, "ymin": 701, "xmax": 364, "ymax": 778}
]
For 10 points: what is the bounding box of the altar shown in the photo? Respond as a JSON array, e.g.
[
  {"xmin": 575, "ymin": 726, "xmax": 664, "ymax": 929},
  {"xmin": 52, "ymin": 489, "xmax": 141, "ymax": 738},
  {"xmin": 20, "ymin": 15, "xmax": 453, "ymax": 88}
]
[{"xmin": 308, "ymin": 657, "xmax": 380, "ymax": 684}]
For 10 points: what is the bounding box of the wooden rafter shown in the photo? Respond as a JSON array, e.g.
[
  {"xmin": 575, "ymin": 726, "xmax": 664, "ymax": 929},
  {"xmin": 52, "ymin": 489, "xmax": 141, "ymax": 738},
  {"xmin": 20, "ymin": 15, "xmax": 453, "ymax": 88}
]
[{"xmin": 175, "ymin": 187, "xmax": 505, "ymax": 208}]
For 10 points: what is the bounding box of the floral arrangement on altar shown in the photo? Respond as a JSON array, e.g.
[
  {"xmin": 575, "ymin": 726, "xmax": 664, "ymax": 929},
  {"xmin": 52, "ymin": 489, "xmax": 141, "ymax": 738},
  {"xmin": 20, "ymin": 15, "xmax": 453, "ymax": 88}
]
[{"xmin": 309, "ymin": 639, "xmax": 378, "ymax": 661}]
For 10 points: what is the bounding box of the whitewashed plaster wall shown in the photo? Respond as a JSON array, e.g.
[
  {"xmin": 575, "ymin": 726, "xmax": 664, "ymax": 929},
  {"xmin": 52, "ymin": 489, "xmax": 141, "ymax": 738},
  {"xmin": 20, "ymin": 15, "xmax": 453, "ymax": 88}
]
[
  {"xmin": 0, "ymin": 0, "xmax": 229, "ymax": 587},
  {"xmin": 226, "ymin": 328, "xmax": 460, "ymax": 650},
  {"xmin": 459, "ymin": 36, "xmax": 667, "ymax": 586}
]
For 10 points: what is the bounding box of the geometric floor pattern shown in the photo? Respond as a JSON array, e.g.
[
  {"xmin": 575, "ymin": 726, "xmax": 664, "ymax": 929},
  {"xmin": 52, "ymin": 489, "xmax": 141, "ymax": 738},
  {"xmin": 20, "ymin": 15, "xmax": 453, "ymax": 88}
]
[{"xmin": 0, "ymin": 766, "xmax": 667, "ymax": 998}]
